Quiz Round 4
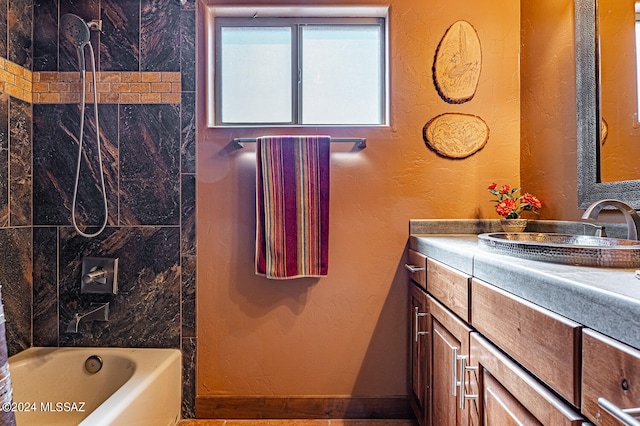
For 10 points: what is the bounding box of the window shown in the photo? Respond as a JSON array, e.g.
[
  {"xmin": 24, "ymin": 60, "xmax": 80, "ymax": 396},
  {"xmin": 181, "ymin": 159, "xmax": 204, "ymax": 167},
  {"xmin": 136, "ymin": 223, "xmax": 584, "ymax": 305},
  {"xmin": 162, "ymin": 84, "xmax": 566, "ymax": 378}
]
[{"xmin": 209, "ymin": 10, "xmax": 388, "ymax": 127}]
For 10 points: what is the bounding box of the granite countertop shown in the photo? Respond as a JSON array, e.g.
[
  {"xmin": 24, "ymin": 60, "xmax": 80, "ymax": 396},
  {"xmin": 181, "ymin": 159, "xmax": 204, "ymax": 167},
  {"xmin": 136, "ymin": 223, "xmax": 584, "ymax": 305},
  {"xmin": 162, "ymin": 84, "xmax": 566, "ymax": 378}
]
[{"xmin": 409, "ymin": 219, "xmax": 640, "ymax": 350}]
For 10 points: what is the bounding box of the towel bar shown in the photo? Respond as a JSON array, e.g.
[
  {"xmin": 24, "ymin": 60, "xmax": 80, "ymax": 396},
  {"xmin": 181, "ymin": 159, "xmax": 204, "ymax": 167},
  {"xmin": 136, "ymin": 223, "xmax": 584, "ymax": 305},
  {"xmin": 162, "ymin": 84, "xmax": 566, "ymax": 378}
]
[{"xmin": 229, "ymin": 137, "xmax": 367, "ymax": 150}]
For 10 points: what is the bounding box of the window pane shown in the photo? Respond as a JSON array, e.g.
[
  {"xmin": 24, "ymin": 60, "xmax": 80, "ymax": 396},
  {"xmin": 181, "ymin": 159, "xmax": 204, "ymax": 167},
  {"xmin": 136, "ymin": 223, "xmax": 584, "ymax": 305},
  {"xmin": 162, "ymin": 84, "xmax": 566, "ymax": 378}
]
[
  {"xmin": 301, "ymin": 26, "xmax": 383, "ymax": 125},
  {"xmin": 220, "ymin": 27, "xmax": 292, "ymax": 123}
]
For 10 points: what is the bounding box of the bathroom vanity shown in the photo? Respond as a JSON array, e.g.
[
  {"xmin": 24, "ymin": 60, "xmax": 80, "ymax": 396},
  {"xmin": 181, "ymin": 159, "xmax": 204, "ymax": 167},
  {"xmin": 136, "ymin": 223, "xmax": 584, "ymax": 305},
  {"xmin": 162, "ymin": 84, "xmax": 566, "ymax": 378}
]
[{"xmin": 407, "ymin": 220, "xmax": 640, "ymax": 426}]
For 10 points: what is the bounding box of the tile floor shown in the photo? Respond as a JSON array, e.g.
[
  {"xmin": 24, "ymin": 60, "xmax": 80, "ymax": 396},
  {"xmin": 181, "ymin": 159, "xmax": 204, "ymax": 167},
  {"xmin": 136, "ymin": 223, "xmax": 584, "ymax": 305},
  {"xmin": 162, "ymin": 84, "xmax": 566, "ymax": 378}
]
[{"xmin": 178, "ymin": 420, "xmax": 418, "ymax": 426}]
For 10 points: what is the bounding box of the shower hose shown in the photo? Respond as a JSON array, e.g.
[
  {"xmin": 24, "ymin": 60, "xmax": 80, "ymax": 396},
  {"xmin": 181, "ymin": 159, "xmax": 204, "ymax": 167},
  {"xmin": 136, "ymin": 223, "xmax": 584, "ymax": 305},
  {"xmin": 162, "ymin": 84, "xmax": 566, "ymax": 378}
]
[{"xmin": 71, "ymin": 41, "xmax": 109, "ymax": 238}]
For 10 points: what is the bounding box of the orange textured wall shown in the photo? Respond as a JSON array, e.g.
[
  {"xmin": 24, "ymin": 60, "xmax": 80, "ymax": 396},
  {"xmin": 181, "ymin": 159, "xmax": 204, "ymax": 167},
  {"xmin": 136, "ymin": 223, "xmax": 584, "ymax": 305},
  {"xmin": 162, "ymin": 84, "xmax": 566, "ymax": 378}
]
[
  {"xmin": 197, "ymin": 0, "xmax": 520, "ymax": 398},
  {"xmin": 599, "ymin": 0, "xmax": 640, "ymax": 182},
  {"xmin": 521, "ymin": 0, "xmax": 581, "ymax": 221}
]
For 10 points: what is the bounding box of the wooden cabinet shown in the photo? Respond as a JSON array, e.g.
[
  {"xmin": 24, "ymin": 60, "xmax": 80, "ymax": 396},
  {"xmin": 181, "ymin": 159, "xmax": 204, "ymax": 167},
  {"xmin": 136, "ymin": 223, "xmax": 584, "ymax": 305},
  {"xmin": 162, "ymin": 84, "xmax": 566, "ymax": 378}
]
[
  {"xmin": 407, "ymin": 248, "xmax": 593, "ymax": 425},
  {"xmin": 582, "ymin": 329, "xmax": 640, "ymax": 425},
  {"xmin": 407, "ymin": 254, "xmax": 472, "ymax": 426},
  {"xmin": 409, "ymin": 283, "xmax": 429, "ymax": 426},
  {"xmin": 469, "ymin": 332, "xmax": 585, "ymax": 426},
  {"xmin": 429, "ymin": 295, "xmax": 472, "ymax": 426}
]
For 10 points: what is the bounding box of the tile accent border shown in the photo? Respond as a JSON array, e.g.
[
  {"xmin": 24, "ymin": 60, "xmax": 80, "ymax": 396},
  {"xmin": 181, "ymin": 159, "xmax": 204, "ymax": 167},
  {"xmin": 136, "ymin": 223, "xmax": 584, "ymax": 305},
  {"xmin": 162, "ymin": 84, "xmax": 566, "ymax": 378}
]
[
  {"xmin": 0, "ymin": 58, "xmax": 33, "ymax": 103},
  {"xmin": 0, "ymin": 58, "xmax": 181, "ymax": 104},
  {"xmin": 34, "ymin": 71, "xmax": 182, "ymax": 104}
]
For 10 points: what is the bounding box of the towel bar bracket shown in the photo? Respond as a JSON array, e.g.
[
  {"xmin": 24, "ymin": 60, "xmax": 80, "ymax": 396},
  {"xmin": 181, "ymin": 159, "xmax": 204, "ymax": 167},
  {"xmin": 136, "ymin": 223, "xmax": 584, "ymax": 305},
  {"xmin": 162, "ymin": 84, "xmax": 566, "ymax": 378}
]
[{"xmin": 229, "ymin": 137, "xmax": 367, "ymax": 151}]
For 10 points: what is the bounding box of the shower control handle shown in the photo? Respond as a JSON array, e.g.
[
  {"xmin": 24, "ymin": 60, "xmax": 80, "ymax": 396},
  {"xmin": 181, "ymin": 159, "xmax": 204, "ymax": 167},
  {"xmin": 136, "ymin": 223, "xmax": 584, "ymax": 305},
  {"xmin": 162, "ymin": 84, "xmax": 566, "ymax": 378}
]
[
  {"xmin": 81, "ymin": 257, "xmax": 118, "ymax": 295},
  {"xmin": 82, "ymin": 267, "xmax": 107, "ymax": 285}
]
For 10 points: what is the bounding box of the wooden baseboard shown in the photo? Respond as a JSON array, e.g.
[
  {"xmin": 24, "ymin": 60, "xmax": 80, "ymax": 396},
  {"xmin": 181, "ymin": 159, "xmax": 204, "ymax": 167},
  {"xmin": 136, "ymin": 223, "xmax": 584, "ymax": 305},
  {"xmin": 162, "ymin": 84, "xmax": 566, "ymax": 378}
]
[{"xmin": 196, "ymin": 396, "xmax": 413, "ymax": 419}]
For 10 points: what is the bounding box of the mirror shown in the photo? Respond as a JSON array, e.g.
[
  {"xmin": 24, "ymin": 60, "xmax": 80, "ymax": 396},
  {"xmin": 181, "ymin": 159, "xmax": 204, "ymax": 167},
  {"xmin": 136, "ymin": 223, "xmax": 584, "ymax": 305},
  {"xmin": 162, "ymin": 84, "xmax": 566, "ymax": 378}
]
[{"xmin": 576, "ymin": 0, "xmax": 640, "ymax": 209}]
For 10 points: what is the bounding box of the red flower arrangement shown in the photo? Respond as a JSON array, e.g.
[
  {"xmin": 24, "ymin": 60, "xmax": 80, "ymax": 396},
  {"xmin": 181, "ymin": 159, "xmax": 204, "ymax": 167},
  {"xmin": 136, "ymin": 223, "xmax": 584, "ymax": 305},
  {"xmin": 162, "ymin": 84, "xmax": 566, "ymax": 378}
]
[{"xmin": 487, "ymin": 183, "xmax": 542, "ymax": 219}]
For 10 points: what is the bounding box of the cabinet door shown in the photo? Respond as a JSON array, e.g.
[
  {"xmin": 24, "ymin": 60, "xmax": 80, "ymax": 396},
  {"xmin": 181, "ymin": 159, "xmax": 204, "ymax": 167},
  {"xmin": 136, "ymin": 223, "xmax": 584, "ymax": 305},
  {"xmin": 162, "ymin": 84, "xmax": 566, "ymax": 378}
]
[
  {"xmin": 469, "ymin": 332, "xmax": 585, "ymax": 426},
  {"xmin": 429, "ymin": 295, "xmax": 472, "ymax": 426},
  {"xmin": 582, "ymin": 329, "xmax": 640, "ymax": 426},
  {"xmin": 482, "ymin": 370, "xmax": 542, "ymax": 426},
  {"xmin": 409, "ymin": 283, "xmax": 429, "ymax": 426}
]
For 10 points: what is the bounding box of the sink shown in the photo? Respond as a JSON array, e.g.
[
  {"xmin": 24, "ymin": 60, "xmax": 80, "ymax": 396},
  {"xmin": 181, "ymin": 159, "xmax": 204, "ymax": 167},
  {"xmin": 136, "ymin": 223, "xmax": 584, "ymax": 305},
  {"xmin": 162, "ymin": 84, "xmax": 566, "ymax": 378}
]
[{"xmin": 477, "ymin": 232, "xmax": 640, "ymax": 268}]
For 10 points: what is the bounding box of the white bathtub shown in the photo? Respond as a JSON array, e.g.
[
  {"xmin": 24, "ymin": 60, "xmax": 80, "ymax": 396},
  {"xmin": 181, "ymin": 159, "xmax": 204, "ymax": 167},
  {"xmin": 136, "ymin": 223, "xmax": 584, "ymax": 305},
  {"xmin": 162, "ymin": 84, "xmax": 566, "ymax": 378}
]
[{"xmin": 7, "ymin": 347, "xmax": 181, "ymax": 426}]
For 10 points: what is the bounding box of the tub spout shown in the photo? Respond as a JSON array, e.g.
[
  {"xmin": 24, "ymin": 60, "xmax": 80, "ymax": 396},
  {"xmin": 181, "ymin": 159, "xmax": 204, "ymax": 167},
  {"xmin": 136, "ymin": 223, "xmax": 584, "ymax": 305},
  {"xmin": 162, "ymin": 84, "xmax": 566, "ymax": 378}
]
[{"xmin": 66, "ymin": 302, "xmax": 109, "ymax": 334}]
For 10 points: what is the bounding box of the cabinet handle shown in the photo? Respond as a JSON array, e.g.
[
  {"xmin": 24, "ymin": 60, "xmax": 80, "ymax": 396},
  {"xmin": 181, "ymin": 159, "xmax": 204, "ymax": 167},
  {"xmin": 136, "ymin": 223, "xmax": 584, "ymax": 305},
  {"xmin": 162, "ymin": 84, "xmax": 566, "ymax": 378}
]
[
  {"xmin": 404, "ymin": 264, "xmax": 426, "ymax": 273},
  {"xmin": 598, "ymin": 398, "xmax": 640, "ymax": 425},
  {"xmin": 413, "ymin": 307, "xmax": 428, "ymax": 342},
  {"xmin": 457, "ymin": 354, "xmax": 479, "ymax": 409}
]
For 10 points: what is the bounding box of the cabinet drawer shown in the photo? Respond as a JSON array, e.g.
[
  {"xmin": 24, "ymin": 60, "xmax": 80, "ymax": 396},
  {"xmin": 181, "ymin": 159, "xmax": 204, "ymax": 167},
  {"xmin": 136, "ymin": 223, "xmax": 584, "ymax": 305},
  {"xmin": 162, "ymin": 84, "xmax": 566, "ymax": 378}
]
[
  {"xmin": 582, "ymin": 329, "xmax": 640, "ymax": 425},
  {"xmin": 427, "ymin": 258, "xmax": 470, "ymax": 322},
  {"xmin": 406, "ymin": 249, "xmax": 427, "ymax": 289},
  {"xmin": 471, "ymin": 279, "xmax": 582, "ymax": 407}
]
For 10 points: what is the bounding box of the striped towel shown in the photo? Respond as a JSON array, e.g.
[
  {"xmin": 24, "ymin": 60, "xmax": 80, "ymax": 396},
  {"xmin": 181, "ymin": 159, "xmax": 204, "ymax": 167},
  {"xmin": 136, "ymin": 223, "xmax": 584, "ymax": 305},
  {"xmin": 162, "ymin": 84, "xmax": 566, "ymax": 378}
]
[{"xmin": 256, "ymin": 136, "xmax": 330, "ymax": 279}]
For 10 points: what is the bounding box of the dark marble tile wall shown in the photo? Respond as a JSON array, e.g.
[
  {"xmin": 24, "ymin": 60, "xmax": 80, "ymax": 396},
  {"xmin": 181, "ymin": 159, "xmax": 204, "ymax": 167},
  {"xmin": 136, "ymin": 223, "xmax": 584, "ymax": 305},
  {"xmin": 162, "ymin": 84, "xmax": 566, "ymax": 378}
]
[
  {"xmin": 0, "ymin": 95, "xmax": 33, "ymax": 357},
  {"xmin": 0, "ymin": 0, "xmax": 35, "ymax": 360},
  {"xmin": 56, "ymin": 226, "xmax": 181, "ymax": 347},
  {"xmin": 0, "ymin": 0, "xmax": 7, "ymax": 61},
  {"xmin": 30, "ymin": 0, "xmax": 197, "ymax": 418},
  {"xmin": 0, "ymin": 95, "xmax": 8, "ymax": 227},
  {"xmin": 141, "ymin": 0, "xmax": 181, "ymax": 72},
  {"xmin": 179, "ymin": 5, "xmax": 197, "ymax": 414},
  {"xmin": 99, "ymin": 0, "xmax": 137, "ymax": 72},
  {"xmin": 9, "ymin": 98, "xmax": 32, "ymax": 227},
  {"xmin": 35, "ymin": 0, "xmax": 185, "ymax": 74},
  {"xmin": 0, "ymin": 228, "xmax": 32, "ymax": 356},
  {"xmin": 32, "ymin": 227, "xmax": 57, "ymax": 347},
  {"xmin": 33, "ymin": 103, "xmax": 120, "ymax": 226},
  {"xmin": 119, "ymin": 103, "xmax": 181, "ymax": 225},
  {"xmin": 8, "ymin": 0, "xmax": 32, "ymax": 69},
  {"xmin": 33, "ymin": 1, "xmax": 57, "ymax": 72}
]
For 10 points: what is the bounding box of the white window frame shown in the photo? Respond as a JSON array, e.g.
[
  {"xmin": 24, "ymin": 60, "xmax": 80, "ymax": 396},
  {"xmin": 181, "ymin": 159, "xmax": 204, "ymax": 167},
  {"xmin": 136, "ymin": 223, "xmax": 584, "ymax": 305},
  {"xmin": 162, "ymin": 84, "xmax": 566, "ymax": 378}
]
[
  {"xmin": 636, "ymin": 3, "xmax": 640, "ymax": 121},
  {"xmin": 205, "ymin": 6, "xmax": 390, "ymax": 128}
]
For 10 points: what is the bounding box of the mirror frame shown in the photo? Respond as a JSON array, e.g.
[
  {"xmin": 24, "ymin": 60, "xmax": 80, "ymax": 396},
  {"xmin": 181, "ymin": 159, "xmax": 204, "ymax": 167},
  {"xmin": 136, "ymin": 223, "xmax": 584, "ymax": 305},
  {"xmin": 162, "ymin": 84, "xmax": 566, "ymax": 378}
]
[{"xmin": 576, "ymin": 0, "xmax": 640, "ymax": 209}]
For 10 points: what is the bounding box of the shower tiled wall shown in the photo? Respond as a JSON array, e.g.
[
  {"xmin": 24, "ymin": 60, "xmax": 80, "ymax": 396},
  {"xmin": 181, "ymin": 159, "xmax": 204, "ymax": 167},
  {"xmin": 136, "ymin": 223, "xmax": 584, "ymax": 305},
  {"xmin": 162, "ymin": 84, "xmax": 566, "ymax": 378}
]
[
  {"xmin": 0, "ymin": 0, "xmax": 34, "ymax": 358},
  {"xmin": 0, "ymin": 0, "xmax": 197, "ymax": 418}
]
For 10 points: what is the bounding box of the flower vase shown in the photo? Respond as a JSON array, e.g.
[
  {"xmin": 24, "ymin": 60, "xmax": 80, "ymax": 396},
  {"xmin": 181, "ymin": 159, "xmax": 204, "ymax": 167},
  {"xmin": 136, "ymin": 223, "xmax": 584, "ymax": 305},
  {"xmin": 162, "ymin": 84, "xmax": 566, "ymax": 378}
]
[{"xmin": 500, "ymin": 218, "xmax": 528, "ymax": 233}]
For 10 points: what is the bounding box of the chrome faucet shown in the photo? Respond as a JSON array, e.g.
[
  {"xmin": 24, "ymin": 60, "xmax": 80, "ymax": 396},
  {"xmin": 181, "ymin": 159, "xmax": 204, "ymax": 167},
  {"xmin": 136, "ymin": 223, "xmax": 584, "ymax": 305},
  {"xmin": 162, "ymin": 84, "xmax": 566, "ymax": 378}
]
[
  {"xmin": 581, "ymin": 199, "xmax": 640, "ymax": 240},
  {"xmin": 66, "ymin": 302, "xmax": 109, "ymax": 334}
]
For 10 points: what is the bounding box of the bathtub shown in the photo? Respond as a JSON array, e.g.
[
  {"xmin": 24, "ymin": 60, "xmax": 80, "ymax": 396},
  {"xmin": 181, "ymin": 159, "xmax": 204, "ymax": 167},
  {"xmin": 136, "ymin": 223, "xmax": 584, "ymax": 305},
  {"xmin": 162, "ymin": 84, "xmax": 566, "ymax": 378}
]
[{"xmin": 7, "ymin": 347, "xmax": 181, "ymax": 426}]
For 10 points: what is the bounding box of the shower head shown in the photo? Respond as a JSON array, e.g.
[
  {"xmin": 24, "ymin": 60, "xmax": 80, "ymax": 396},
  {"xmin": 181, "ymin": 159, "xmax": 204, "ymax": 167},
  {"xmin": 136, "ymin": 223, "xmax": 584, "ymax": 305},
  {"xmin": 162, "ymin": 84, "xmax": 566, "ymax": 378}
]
[
  {"xmin": 61, "ymin": 13, "xmax": 90, "ymax": 47},
  {"xmin": 61, "ymin": 13, "xmax": 91, "ymax": 71}
]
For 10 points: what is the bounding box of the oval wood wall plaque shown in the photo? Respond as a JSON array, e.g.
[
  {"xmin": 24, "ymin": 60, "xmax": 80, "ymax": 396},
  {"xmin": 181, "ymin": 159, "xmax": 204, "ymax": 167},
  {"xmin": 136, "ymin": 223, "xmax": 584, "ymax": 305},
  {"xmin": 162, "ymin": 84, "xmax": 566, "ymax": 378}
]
[
  {"xmin": 433, "ymin": 20, "xmax": 482, "ymax": 104},
  {"xmin": 423, "ymin": 113, "xmax": 489, "ymax": 158},
  {"xmin": 601, "ymin": 117, "xmax": 608, "ymax": 145}
]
